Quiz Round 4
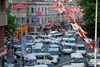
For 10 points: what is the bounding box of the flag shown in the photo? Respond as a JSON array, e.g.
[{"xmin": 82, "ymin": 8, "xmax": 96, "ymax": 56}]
[
  {"xmin": 89, "ymin": 43, "xmax": 94, "ymax": 49},
  {"xmin": 64, "ymin": 0, "xmax": 66, "ymax": 3},
  {"xmin": 71, "ymin": 23, "xmax": 78, "ymax": 30},
  {"xmin": 52, "ymin": 2, "xmax": 58, "ymax": 8},
  {"xmin": 57, "ymin": 0, "xmax": 63, "ymax": 8},
  {"xmin": 78, "ymin": 32, "xmax": 83, "ymax": 38},
  {"xmin": 79, "ymin": 28, "xmax": 88, "ymax": 34},
  {"xmin": 84, "ymin": 37, "xmax": 92, "ymax": 43},
  {"xmin": 65, "ymin": 16, "xmax": 71, "ymax": 22}
]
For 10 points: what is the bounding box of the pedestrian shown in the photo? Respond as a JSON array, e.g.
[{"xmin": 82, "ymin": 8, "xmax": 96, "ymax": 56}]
[
  {"xmin": 19, "ymin": 38, "xmax": 21, "ymax": 44},
  {"xmin": 4, "ymin": 55, "xmax": 7, "ymax": 63},
  {"xmin": 11, "ymin": 53, "xmax": 14, "ymax": 64},
  {"xmin": 14, "ymin": 54, "xmax": 17, "ymax": 64}
]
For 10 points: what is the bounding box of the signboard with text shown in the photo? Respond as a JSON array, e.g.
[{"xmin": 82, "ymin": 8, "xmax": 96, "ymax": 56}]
[
  {"xmin": 13, "ymin": 3, "xmax": 27, "ymax": 9},
  {"xmin": 33, "ymin": 17, "xmax": 36, "ymax": 24},
  {"xmin": 36, "ymin": 12, "xmax": 42, "ymax": 15}
]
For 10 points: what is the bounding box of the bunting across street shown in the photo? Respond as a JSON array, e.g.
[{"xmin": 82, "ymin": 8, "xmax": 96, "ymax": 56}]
[{"xmin": 51, "ymin": 0, "xmax": 95, "ymax": 51}]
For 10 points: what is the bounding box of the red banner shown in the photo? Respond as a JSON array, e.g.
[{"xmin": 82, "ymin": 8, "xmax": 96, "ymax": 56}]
[
  {"xmin": 0, "ymin": 47, "xmax": 8, "ymax": 58},
  {"xmin": 13, "ymin": 3, "xmax": 27, "ymax": 9},
  {"xmin": 36, "ymin": 12, "xmax": 42, "ymax": 15}
]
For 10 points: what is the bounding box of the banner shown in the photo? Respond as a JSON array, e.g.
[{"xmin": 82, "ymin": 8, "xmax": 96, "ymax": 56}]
[
  {"xmin": 0, "ymin": 47, "xmax": 8, "ymax": 58},
  {"xmin": 13, "ymin": 3, "xmax": 27, "ymax": 9},
  {"xmin": 36, "ymin": 12, "xmax": 42, "ymax": 15},
  {"xmin": 22, "ymin": 36, "xmax": 27, "ymax": 55}
]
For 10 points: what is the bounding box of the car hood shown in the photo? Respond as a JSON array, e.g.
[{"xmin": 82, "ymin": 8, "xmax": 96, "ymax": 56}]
[
  {"xmin": 51, "ymin": 55, "xmax": 59, "ymax": 59},
  {"xmin": 71, "ymin": 63, "xmax": 84, "ymax": 67},
  {"xmin": 76, "ymin": 50, "xmax": 86, "ymax": 54},
  {"xmin": 62, "ymin": 49, "xmax": 72, "ymax": 51}
]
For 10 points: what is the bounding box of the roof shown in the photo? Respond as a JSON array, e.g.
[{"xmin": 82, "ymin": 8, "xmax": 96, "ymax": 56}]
[
  {"xmin": 34, "ymin": 65, "xmax": 48, "ymax": 67},
  {"xmin": 69, "ymin": 38, "xmax": 75, "ymax": 40},
  {"xmin": 71, "ymin": 53, "xmax": 83, "ymax": 58},
  {"xmin": 23, "ymin": 54, "xmax": 36, "ymax": 60},
  {"xmin": 76, "ymin": 44, "xmax": 85, "ymax": 47},
  {"xmin": 48, "ymin": 48, "xmax": 59, "ymax": 51}
]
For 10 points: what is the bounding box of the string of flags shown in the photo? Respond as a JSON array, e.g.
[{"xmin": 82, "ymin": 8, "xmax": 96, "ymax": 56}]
[{"xmin": 51, "ymin": 0, "xmax": 98, "ymax": 54}]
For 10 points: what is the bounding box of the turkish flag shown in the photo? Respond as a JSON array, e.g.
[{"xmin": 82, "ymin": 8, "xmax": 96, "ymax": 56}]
[
  {"xmin": 64, "ymin": 0, "xmax": 67, "ymax": 3},
  {"xmin": 52, "ymin": 2, "xmax": 58, "ymax": 8}
]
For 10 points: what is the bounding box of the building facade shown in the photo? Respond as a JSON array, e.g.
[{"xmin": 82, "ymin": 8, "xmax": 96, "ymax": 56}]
[
  {"xmin": 0, "ymin": 0, "xmax": 8, "ymax": 67},
  {"xmin": 8, "ymin": 0, "xmax": 27, "ymax": 39}
]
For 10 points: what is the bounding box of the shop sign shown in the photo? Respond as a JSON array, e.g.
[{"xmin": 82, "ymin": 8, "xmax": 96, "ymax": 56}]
[
  {"xmin": 0, "ymin": 47, "xmax": 8, "ymax": 58},
  {"xmin": 36, "ymin": 12, "xmax": 42, "ymax": 15},
  {"xmin": 13, "ymin": 3, "xmax": 27, "ymax": 9}
]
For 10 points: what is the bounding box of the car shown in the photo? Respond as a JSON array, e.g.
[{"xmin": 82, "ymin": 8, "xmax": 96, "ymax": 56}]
[
  {"xmin": 61, "ymin": 43, "xmax": 73, "ymax": 54},
  {"xmin": 76, "ymin": 44, "xmax": 87, "ymax": 55},
  {"xmin": 32, "ymin": 53, "xmax": 58, "ymax": 65},
  {"xmin": 62, "ymin": 65, "xmax": 76, "ymax": 67},
  {"xmin": 68, "ymin": 38, "xmax": 76, "ymax": 48},
  {"xmin": 63, "ymin": 34, "xmax": 73, "ymax": 42},
  {"xmin": 43, "ymin": 63, "xmax": 54, "ymax": 67},
  {"xmin": 51, "ymin": 33, "xmax": 63, "ymax": 40},
  {"xmin": 28, "ymin": 32, "xmax": 41, "ymax": 38},
  {"xmin": 14, "ymin": 45, "xmax": 21, "ymax": 57},
  {"xmin": 71, "ymin": 53, "xmax": 85, "ymax": 67},
  {"xmin": 51, "ymin": 40, "xmax": 62, "ymax": 47},
  {"xmin": 35, "ymin": 43, "xmax": 44, "ymax": 49},
  {"xmin": 48, "ymin": 48, "xmax": 61, "ymax": 61},
  {"xmin": 48, "ymin": 31, "xmax": 58, "ymax": 37},
  {"xmin": 49, "ymin": 44, "xmax": 62, "ymax": 51},
  {"xmin": 34, "ymin": 65, "xmax": 48, "ymax": 67},
  {"xmin": 33, "ymin": 40, "xmax": 41, "ymax": 45},
  {"xmin": 32, "ymin": 45, "xmax": 44, "ymax": 53}
]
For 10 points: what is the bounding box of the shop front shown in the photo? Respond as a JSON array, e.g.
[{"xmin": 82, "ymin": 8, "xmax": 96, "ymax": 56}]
[{"xmin": 15, "ymin": 25, "xmax": 28, "ymax": 39}]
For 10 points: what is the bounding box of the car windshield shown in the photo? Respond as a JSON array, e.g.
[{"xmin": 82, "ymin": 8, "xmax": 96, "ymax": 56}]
[
  {"xmin": 27, "ymin": 45, "xmax": 31, "ymax": 48},
  {"xmin": 90, "ymin": 55, "xmax": 100, "ymax": 59},
  {"xmin": 71, "ymin": 58, "xmax": 84, "ymax": 63},
  {"xmin": 48, "ymin": 51, "xmax": 58, "ymax": 55},
  {"xmin": 45, "ymin": 37, "xmax": 50, "ymax": 39},
  {"xmin": 32, "ymin": 49, "xmax": 42, "ymax": 53},
  {"xmin": 25, "ymin": 59, "xmax": 37, "ymax": 66},
  {"xmin": 54, "ymin": 43, "xmax": 61, "ymax": 46},
  {"xmin": 17, "ymin": 47, "xmax": 21, "ymax": 51},
  {"xmin": 63, "ymin": 45, "xmax": 71, "ymax": 49},
  {"xmin": 76, "ymin": 47, "xmax": 85, "ymax": 50},
  {"xmin": 47, "ymin": 64, "xmax": 53, "ymax": 67},
  {"xmin": 51, "ymin": 35, "xmax": 56, "ymax": 38},
  {"xmin": 33, "ymin": 41, "xmax": 40, "ymax": 43},
  {"xmin": 69, "ymin": 40, "xmax": 76, "ymax": 43}
]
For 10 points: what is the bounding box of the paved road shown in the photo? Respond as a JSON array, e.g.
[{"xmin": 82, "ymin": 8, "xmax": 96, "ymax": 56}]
[{"xmin": 6, "ymin": 36, "xmax": 93, "ymax": 67}]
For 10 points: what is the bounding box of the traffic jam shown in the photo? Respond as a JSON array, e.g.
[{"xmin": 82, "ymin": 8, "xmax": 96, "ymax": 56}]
[{"xmin": 11, "ymin": 30, "xmax": 100, "ymax": 67}]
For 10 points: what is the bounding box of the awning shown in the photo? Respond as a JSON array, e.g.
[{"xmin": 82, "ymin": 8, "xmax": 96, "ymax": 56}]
[
  {"xmin": 0, "ymin": 47, "xmax": 8, "ymax": 58},
  {"xmin": 45, "ymin": 25, "xmax": 51, "ymax": 29},
  {"xmin": 55, "ymin": 23, "xmax": 60, "ymax": 26},
  {"xmin": 49, "ymin": 22, "xmax": 56, "ymax": 25}
]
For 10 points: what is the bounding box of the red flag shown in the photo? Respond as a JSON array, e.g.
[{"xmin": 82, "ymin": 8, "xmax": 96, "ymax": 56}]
[
  {"xmin": 52, "ymin": 2, "xmax": 58, "ymax": 8},
  {"xmin": 64, "ymin": 0, "xmax": 66, "ymax": 3},
  {"xmin": 89, "ymin": 43, "xmax": 94, "ymax": 49},
  {"xmin": 78, "ymin": 32, "xmax": 83, "ymax": 38},
  {"xmin": 65, "ymin": 16, "xmax": 71, "ymax": 22},
  {"xmin": 82, "ymin": 13, "xmax": 85, "ymax": 15},
  {"xmin": 57, "ymin": 0, "xmax": 63, "ymax": 8}
]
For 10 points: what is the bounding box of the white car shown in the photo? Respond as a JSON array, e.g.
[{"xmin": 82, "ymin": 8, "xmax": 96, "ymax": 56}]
[
  {"xmin": 76, "ymin": 44, "xmax": 87, "ymax": 55},
  {"xmin": 71, "ymin": 53, "xmax": 85, "ymax": 67},
  {"xmin": 48, "ymin": 31, "xmax": 58, "ymax": 37},
  {"xmin": 14, "ymin": 45, "xmax": 21, "ymax": 57},
  {"xmin": 61, "ymin": 42, "xmax": 75, "ymax": 48},
  {"xmin": 62, "ymin": 65, "xmax": 76, "ymax": 67},
  {"xmin": 68, "ymin": 38, "xmax": 76, "ymax": 48},
  {"xmin": 63, "ymin": 34, "xmax": 73, "ymax": 41},
  {"xmin": 35, "ymin": 43, "xmax": 44, "ymax": 49},
  {"xmin": 51, "ymin": 33, "xmax": 63, "ymax": 40},
  {"xmin": 34, "ymin": 65, "xmax": 48, "ymax": 67},
  {"xmin": 61, "ymin": 43, "xmax": 73, "ymax": 54},
  {"xmin": 48, "ymin": 48, "xmax": 61, "ymax": 61}
]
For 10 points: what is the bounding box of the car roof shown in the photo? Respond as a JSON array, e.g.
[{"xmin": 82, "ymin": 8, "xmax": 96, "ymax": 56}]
[
  {"xmin": 62, "ymin": 65, "xmax": 76, "ymax": 67},
  {"xmin": 51, "ymin": 40, "xmax": 60, "ymax": 43},
  {"xmin": 48, "ymin": 48, "xmax": 59, "ymax": 51},
  {"xmin": 69, "ymin": 38, "xmax": 75, "ymax": 40},
  {"xmin": 71, "ymin": 53, "xmax": 83, "ymax": 58},
  {"xmin": 23, "ymin": 54, "xmax": 36, "ymax": 60},
  {"xmin": 14, "ymin": 45, "xmax": 21, "ymax": 47},
  {"xmin": 53, "ymin": 33, "xmax": 62, "ymax": 35},
  {"xmin": 49, "ymin": 44, "xmax": 59, "ymax": 47},
  {"xmin": 76, "ymin": 44, "xmax": 85, "ymax": 47},
  {"xmin": 50, "ymin": 31, "xmax": 58, "ymax": 33},
  {"xmin": 32, "ymin": 45, "xmax": 42, "ymax": 49},
  {"xmin": 64, "ymin": 34, "xmax": 73, "ymax": 36},
  {"xmin": 34, "ymin": 65, "xmax": 48, "ymax": 67}
]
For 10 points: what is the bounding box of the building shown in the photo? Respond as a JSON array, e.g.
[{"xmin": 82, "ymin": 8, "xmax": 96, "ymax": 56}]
[
  {"xmin": 8, "ymin": 0, "xmax": 27, "ymax": 39},
  {"xmin": 0, "ymin": 0, "xmax": 8, "ymax": 67}
]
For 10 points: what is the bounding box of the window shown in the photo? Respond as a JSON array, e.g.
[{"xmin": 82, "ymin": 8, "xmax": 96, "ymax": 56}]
[
  {"xmin": 27, "ymin": 7, "xmax": 29, "ymax": 13},
  {"xmin": 22, "ymin": 17, "xmax": 26, "ymax": 21},
  {"xmin": 27, "ymin": 18, "xmax": 29, "ymax": 23},
  {"xmin": 36, "ymin": 55, "xmax": 44, "ymax": 59},
  {"xmin": 18, "ymin": 9, "xmax": 21, "ymax": 12},
  {"xmin": 31, "ymin": 8, "xmax": 33, "ymax": 13}
]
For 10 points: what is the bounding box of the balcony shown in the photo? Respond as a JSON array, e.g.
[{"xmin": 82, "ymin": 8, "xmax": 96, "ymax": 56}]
[{"xmin": 0, "ymin": 12, "xmax": 7, "ymax": 26}]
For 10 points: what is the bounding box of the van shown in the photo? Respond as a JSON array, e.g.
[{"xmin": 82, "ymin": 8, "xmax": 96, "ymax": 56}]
[
  {"xmin": 76, "ymin": 44, "xmax": 87, "ymax": 55},
  {"xmin": 48, "ymin": 31, "xmax": 58, "ymax": 37},
  {"xmin": 23, "ymin": 54, "xmax": 37, "ymax": 66},
  {"xmin": 32, "ymin": 53, "xmax": 58, "ymax": 65},
  {"xmin": 71, "ymin": 53, "xmax": 85, "ymax": 67},
  {"xmin": 28, "ymin": 32, "xmax": 41, "ymax": 38},
  {"xmin": 34, "ymin": 65, "xmax": 48, "ymax": 67},
  {"xmin": 32, "ymin": 45, "xmax": 44, "ymax": 53},
  {"xmin": 51, "ymin": 33, "xmax": 63, "ymax": 40}
]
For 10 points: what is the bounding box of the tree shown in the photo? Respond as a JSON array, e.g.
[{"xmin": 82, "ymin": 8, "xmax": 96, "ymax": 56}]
[
  {"xmin": 77, "ymin": 0, "xmax": 100, "ymax": 39},
  {"xmin": 5, "ymin": 4, "xmax": 18, "ymax": 38}
]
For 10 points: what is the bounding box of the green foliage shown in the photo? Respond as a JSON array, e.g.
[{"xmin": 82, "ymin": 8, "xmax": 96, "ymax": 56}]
[
  {"xmin": 5, "ymin": 4, "xmax": 18, "ymax": 38},
  {"xmin": 77, "ymin": 0, "xmax": 100, "ymax": 39}
]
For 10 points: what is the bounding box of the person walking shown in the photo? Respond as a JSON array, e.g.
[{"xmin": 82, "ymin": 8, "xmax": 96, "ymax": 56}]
[{"xmin": 14, "ymin": 54, "xmax": 17, "ymax": 64}]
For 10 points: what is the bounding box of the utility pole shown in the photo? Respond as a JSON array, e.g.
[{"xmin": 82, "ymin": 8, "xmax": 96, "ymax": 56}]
[{"xmin": 94, "ymin": 0, "xmax": 98, "ymax": 67}]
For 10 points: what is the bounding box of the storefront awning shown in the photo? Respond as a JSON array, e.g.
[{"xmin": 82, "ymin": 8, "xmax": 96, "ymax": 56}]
[
  {"xmin": 49, "ymin": 22, "xmax": 56, "ymax": 25},
  {"xmin": 55, "ymin": 23, "xmax": 60, "ymax": 26},
  {"xmin": 0, "ymin": 47, "xmax": 8, "ymax": 58},
  {"xmin": 45, "ymin": 25, "xmax": 51, "ymax": 29}
]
